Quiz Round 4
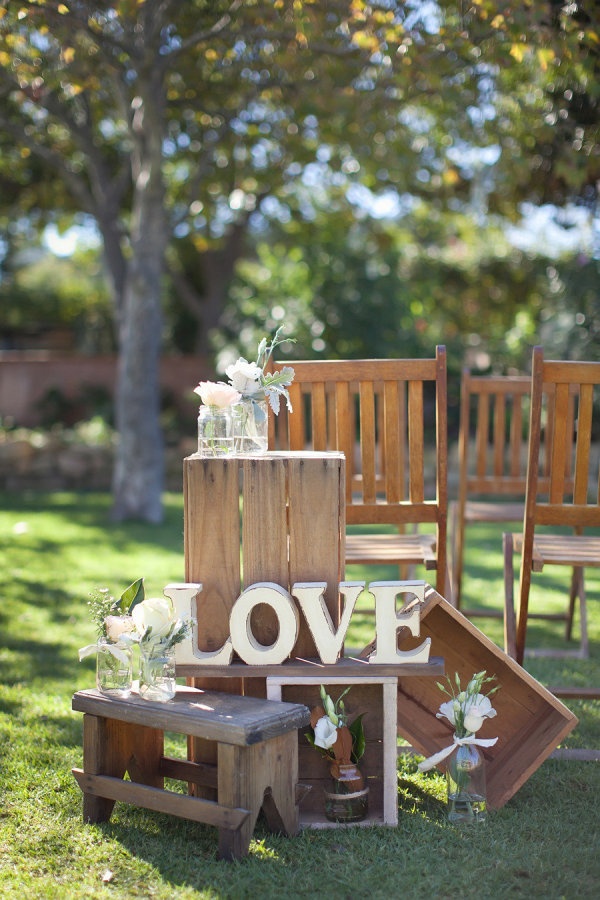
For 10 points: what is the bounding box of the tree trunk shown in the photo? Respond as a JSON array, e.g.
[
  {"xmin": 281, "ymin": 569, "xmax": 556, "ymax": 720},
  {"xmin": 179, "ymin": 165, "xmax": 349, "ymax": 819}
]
[{"xmin": 110, "ymin": 72, "xmax": 167, "ymax": 523}]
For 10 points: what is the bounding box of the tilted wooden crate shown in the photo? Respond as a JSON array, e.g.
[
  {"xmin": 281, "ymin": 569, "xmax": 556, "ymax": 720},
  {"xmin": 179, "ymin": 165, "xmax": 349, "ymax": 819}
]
[{"xmin": 395, "ymin": 586, "xmax": 578, "ymax": 808}]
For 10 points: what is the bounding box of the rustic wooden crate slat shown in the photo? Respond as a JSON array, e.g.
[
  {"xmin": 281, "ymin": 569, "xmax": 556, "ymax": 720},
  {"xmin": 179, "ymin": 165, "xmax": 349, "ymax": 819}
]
[
  {"xmin": 241, "ymin": 456, "xmax": 289, "ymax": 647},
  {"xmin": 183, "ymin": 457, "xmax": 241, "ymax": 653}
]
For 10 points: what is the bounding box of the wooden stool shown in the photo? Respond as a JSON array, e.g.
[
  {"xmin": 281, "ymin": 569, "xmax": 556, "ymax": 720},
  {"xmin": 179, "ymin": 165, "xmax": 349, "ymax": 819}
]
[{"xmin": 72, "ymin": 686, "xmax": 310, "ymax": 860}]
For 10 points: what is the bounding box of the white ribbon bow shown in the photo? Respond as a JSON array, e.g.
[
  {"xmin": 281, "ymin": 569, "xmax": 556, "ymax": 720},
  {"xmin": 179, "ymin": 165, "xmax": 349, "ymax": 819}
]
[
  {"xmin": 78, "ymin": 642, "xmax": 130, "ymax": 665},
  {"xmin": 417, "ymin": 733, "xmax": 498, "ymax": 772}
]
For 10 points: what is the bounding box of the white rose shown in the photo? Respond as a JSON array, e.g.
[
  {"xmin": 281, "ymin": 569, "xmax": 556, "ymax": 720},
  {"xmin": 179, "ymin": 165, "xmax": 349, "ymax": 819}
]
[
  {"xmin": 194, "ymin": 381, "xmax": 241, "ymax": 408},
  {"xmin": 313, "ymin": 715, "xmax": 339, "ymax": 750},
  {"xmin": 104, "ymin": 615, "xmax": 135, "ymax": 643},
  {"xmin": 132, "ymin": 597, "xmax": 175, "ymax": 642},
  {"xmin": 225, "ymin": 358, "xmax": 263, "ymax": 396}
]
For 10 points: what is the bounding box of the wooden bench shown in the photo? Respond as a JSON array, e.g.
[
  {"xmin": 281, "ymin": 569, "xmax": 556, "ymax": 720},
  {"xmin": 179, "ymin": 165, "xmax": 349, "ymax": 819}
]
[{"xmin": 72, "ymin": 686, "xmax": 310, "ymax": 860}]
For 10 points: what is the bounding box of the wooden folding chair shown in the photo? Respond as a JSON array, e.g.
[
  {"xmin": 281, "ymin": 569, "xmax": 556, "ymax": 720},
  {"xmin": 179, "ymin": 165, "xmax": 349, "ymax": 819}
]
[
  {"xmin": 271, "ymin": 347, "xmax": 450, "ymax": 598},
  {"xmin": 452, "ymin": 371, "xmax": 532, "ymax": 612},
  {"xmin": 503, "ymin": 347, "xmax": 600, "ymax": 697}
]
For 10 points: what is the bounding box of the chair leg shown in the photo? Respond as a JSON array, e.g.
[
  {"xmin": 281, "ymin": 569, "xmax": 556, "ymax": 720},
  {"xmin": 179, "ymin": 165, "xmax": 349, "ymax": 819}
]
[
  {"xmin": 515, "ymin": 548, "xmax": 535, "ymax": 668},
  {"xmin": 503, "ymin": 533, "xmax": 517, "ymax": 660},
  {"xmin": 577, "ymin": 571, "xmax": 589, "ymax": 659},
  {"xmin": 450, "ymin": 502, "xmax": 463, "ymax": 609},
  {"xmin": 566, "ymin": 567, "xmax": 578, "ymax": 641}
]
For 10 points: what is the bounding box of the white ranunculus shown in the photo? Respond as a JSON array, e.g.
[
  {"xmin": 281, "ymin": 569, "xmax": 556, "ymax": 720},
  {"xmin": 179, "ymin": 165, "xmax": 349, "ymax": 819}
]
[
  {"xmin": 313, "ymin": 715, "xmax": 339, "ymax": 750},
  {"xmin": 225, "ymin": 358, "xmax": 263, "ymax": 396},
  {"xmin": 194, "ymin": 380, "xmax": 241, "ymax": 408},
  {"xmin": 104, "ymin": 615, "xmax": 135, "ymax": 643},
  {"xmin": 132, "ymin": 597, "xmax": 175, "ymax": 642}
]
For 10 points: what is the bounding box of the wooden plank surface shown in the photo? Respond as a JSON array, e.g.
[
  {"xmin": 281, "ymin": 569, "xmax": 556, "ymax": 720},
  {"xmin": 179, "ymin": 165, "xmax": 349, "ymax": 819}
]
[
  {"xmin": 287, "ymin": 454, "xmax": 345, "ymax": 657},
  {"xmin": 184, "ymin": 457, "xmax": 241, "ymax": 653},
  {"xmin": 72, "ymin": 688, "xmax": 310, "ymax": 745},
  {"xmin": 242, "ymin": 456, "xmax": 289, "ymax": 647},
  {"xmin": 176, "ymin": 656, "xmax": 444, "ymax": 679}
]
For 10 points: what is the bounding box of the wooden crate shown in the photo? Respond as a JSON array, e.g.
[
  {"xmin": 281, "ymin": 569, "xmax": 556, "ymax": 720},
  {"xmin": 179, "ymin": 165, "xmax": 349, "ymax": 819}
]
[
  {"xmin": 184, "ymin": 451, "xmax": 345, "ymax": 659},
  {"xmin": 395, "ymin": 586, "xmax": 578, "ymax": 808},
  {"xmin": 267, "ymin": 674, "xmax": 399, "ymax": 827}
]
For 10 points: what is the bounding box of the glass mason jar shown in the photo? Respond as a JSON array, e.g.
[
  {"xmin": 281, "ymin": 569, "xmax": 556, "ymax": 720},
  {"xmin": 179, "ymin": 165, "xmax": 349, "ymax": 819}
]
[
  {"xmin": 446, "ymin": 741, "xmax": 487, "ymax": 824},
  {"xmin": 197, "ymin": 405, "xmax": 235, "ymax": 457},
  {"xmin": 324, "ymin": 762, "xmax": 369, "ymax": 823},
  {"xmin": 96, "ymin": 639, "xmax": 133, "ymax": 698},
  {"xmin": 138, "ymin": 643, "xmax": 177, "ymax": 702},
  {"xmin": 233, "ymin": 398, "xmax": 269, "ymax": 454}
]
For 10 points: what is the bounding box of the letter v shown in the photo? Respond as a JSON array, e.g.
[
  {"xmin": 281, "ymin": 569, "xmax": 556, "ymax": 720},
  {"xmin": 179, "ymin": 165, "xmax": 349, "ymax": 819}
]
[{"xmin": 292, "ymin": 582, "xmax": 364, "ymax": 664}]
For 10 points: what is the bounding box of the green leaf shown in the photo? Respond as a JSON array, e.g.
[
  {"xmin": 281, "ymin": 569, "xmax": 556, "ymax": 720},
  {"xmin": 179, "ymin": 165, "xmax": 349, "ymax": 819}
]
[
  {"xmin": 112, "ymin": 577, "xmax": 145, "ymax": 615},
  {"xmin": 349, "ymin": 713, "xmax": 366, "ymax": 762}
]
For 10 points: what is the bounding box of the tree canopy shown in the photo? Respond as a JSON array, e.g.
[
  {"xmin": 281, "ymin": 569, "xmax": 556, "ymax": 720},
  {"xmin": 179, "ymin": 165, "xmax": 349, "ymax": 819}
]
[{"xmin": 0, "ymin": 0, "xmax": 598, "ymax": 519}]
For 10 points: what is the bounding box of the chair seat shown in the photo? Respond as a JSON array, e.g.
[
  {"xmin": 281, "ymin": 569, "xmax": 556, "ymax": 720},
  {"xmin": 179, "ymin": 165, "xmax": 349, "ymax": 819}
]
[
  {"xmin": 463, "ymin": 500, "xmax": 524, "ymax": 523},
  {"xmin": 513, "ymin": 533, "xmax": 600, "ymax": 570},
  {"xmin": 345, "ymin": 532, "xmax": 437, "ymax": 568}
]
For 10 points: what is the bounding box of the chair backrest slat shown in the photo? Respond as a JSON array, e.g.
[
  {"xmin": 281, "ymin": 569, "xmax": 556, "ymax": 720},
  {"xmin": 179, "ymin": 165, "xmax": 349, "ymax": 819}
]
[
  {"xmin": 359, "ymin": 381, "xmax": 377, "ymax": 504},
  {"xmin": 574, "ymin": 383, "xmax": 593, "ymax": 505},
  {"xmin": 549, "ymin": 383, "xmax": 570, "ymax": 503},
  {"xmin": 383, "ymin": 380, "xmax": 403, "ymax": 503},
  {"xmin": 408, "ymin": 380, "xmax": 425, "ymax": 502},
  {"xmin": 509, "ymin": 394, "xmax": 524, "ymax": 477},
  {"xmin": 475, "ymin": 393, "xmax": 490, "ymax": 479}
]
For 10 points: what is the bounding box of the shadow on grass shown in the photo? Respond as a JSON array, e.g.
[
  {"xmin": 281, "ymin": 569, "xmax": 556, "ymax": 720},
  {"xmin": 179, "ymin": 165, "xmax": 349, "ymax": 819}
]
[{"xmin": 0, "ymin": 633, "xmax": 81, "ymax": 687}]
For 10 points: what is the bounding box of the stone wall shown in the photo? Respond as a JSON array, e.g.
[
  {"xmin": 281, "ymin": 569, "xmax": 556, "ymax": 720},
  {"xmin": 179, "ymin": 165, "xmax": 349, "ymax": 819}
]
[
  {"xmin": 0, "ymin": 352, "xmax": 213, "ymax": 427},
  {"xmin": 0, "ymin": 433, "xmax": 197, "ymax": 492}
]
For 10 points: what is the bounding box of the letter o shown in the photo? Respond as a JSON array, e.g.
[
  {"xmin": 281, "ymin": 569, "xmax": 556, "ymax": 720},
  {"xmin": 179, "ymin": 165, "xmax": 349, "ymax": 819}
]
[{"xmin": 229, "ymin": 583, "xmax": 299, "ymax": 665}]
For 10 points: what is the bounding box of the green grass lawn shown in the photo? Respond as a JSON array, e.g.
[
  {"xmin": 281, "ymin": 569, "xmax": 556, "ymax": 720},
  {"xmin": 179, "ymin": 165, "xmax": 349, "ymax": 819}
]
[{"xmin": 1, "ymin": 492, "xmax": 600, "ymax": 899}]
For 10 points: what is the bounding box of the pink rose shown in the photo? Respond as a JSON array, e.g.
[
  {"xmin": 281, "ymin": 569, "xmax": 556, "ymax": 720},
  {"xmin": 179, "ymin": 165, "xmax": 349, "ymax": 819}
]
[{"xmin": 194, "ymin": 381, "xmax": 241, "ymax": 408}]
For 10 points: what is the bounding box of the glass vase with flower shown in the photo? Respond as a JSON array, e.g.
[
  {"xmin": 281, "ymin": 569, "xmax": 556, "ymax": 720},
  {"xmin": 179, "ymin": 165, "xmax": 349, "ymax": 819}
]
[
  {"xmin": 78, "ymin": 578, "xmax": 145, "ymax": 698},
  {"xmin": 418, "ymin": 670, "xmax": 500, "ymax": 824},
  {"xmin": 132, "ymin": 596, "xmax": 194, "ymax": 703},
  {"xmin": 225, "ymin": 326, "xmax": 295, "ymax": 454},
  {"xmin": 194, "ymin": 382, "xmax": 241, "ymax": 457},
  {"xmin": 306, "ymin": 685, "xmax": 368, "ymax": 823}
]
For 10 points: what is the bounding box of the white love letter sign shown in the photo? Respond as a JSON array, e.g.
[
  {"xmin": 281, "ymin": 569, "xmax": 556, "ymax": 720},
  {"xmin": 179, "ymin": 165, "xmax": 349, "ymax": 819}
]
[{"xmin": 168, "ymin": 579, "xmax": 431, "ymax": 668}]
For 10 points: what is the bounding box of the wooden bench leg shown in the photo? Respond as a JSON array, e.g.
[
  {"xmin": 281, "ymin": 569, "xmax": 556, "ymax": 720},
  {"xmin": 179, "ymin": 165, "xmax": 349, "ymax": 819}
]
[
  {"xmin": 81, "ymin": 714, "xmax": 164, "ymax": 823},
  {"xmin": 217, "ymin": 732, "xmax": 299, "ymax": 861}
]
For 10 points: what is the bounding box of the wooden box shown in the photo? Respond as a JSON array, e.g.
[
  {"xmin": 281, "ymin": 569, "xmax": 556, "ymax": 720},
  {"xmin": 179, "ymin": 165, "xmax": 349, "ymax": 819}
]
[
  {"xmin": 184, "ymin": 451, "xmax": 345, "ymax": 659},
  {"xmin": 396, "ymin": 586, "xmax": 578, "ymax": 808},
  {"xmin": 267, "ymin": 673, "xmax": 399, "ymax": 827}
]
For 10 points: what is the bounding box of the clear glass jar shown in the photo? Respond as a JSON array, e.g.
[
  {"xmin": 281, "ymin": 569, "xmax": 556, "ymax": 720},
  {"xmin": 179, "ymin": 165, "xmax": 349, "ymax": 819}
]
[
  {"xmin": 96, "ymin": 639, "xmax": 133, "ymax": 698},
  {"xmin": 446, "ymin": 741, "xmax": 487, "ymax": 824},
  {"xmin": 233, "ymin": 398, "xmax": 269, "ymax": 454},
  {"xmin": 197, "ymin": 405, "xmax": 235, "ymax": 457},
  {"xmin": 324, "ymin": 762, "xmax": 369, "ymax": 823},
  {"xmin": 139, "ymin": 643, "xmax": 177, "ymax": 702}
]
